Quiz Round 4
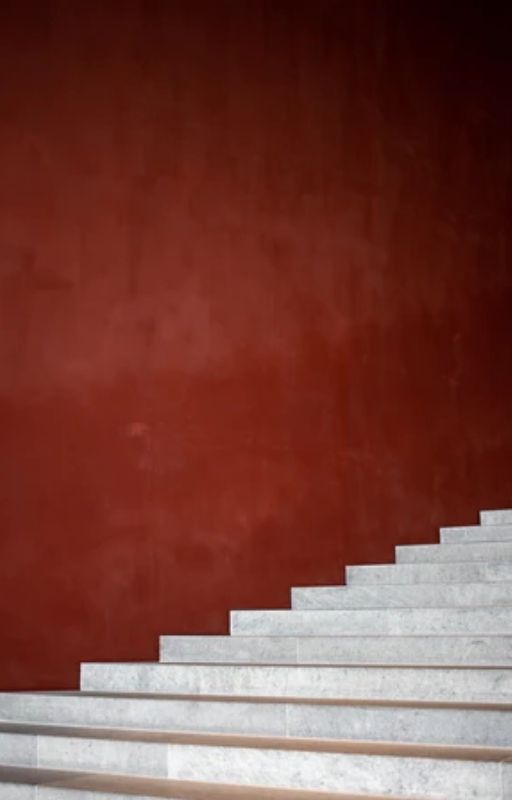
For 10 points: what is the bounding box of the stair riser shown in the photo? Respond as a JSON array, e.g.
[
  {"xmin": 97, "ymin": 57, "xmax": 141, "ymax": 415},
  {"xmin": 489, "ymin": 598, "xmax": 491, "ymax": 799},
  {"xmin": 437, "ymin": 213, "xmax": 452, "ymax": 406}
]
[
  {"xmin": 346, "ymin": 562, "xmax": 512, "ymax": 585},
  {"xmin": 80, "ymin": 663, "xmax": 512, "ymax": 703},
  {"xmin": 160, "ymin": 634, "xmax": 512, "ymax": 665},
  {"xmin": 230, "ymin": 607, "xmax": 512, "ymax": 637},
  {"xmin": 1, "ymin": 695, "xmax": 511, "ymax": 747},
  {"xmin": 396, "ymin": 542, "xmax": 512, "ymax": 564},
  {"xmin": 0, "ymin": 694, "xmax": 285, "ymax": 738},
  {"xmin": 441, "ymin": 525, "xmax": 512, "ymax": 544},
  {"xmin": 166, "ymin": 745, "xmax": 508, "ymax": 800},
  {"xmin": 0, "ymin": 733, "xmax": 507, "ymax": 799},
  {"xmin": 481, "ymin": 510, "xmax": 512, "ymax": 525},
  {"xmin": 0, "ymin": 787, "xmax": 31, "ymax": 800},
  {"xmin": 291, "ymin": 582, "xmax": 512, "ymax": 609},
  {"xmin": 0, "ymin": 733, "xmax": 166, "ymax": 778},
  {"xmin": 160, "ymin": 635, "xmax": 298, "ymax": 663}
]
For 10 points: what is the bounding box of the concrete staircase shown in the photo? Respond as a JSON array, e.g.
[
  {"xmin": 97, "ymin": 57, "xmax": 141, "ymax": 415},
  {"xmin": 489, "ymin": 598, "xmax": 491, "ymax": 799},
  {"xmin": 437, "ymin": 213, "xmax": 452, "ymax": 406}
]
[{"xmin": 1, "ymin": 509, "xmax": 512, "ymax": 799}]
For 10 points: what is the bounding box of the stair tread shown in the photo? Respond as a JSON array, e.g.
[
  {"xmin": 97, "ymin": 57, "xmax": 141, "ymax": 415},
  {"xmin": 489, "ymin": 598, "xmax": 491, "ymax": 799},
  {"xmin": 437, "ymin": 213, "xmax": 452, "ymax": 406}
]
[
  {"xmin": 0, "ymin": 764, "xmax": 438, "ymax": 799},
  {"xmin": 2, "ymin": 720, "xmax": 512, "ymax": 762}
]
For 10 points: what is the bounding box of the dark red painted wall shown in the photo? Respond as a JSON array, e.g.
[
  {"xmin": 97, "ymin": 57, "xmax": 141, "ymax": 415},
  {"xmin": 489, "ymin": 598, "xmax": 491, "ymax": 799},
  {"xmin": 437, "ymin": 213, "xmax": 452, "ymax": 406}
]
[{"xmin": 1, "ymin": 1, "xmax": 511, "ymax": 690}]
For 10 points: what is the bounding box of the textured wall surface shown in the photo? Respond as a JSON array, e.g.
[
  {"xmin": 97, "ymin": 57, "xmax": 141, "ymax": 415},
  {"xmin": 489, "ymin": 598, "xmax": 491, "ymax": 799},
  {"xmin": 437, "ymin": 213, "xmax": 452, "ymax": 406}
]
[{"xmin": 0, "ymin": 0, "xmax": 511, "ymax": 689}]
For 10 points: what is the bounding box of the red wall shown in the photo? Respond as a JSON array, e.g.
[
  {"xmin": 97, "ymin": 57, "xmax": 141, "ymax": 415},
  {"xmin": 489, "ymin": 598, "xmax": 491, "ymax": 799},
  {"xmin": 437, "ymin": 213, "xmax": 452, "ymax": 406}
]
[{"xmin": 1, "ymin": 1, "xmax": 512, "ymax": 690}]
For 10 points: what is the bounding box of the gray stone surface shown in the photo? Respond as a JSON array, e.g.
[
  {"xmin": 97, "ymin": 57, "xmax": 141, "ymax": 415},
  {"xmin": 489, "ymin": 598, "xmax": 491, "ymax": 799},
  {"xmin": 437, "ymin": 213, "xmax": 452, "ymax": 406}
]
[
  {"xmin": 396, "ymin": 541, "xmax": 512, "ymax": 564},
  {"xmin": 163, "ymin": 742, "xmax": 508, "ymax": 798},
  {"xmin": 0, "ymin": 725, "xmax": 510, "ymax": 798},
  {"xmin": 295, "ymin": 634, "xmax": 512, "ymax": 666},
  {"xmin": 345, "ymin": 560, "xmax": 512, "ymax": 584},
  {"xmin": 36, "ymin": 734, "xmax": 167, "ymax": 779},
  {"xmin": 0, "ymin": 732, "xmax": 36, "ymax": 768},
  {"xmin": 291, "ymin": 581, "xmax": 512, "ymax": 609},
  {"xmin": 283, "ymin": 701, "xmax": 512, "ymax": 747},
  {"xmin": 0, "ymin": 763, "xmax": 453, "ymax": 799},
  {"xmin": 160, "ymin": 634, "xmax": 512, "ymax": 666},
  {"xmin": 79, "ymin": 662, "xmax": 512, "ymax": 703},
  {"xmin": 230, "ymin": 606, "xmax": 512, "ymax": 637},
  {"xmin": 481, "ymin": 509, "xmax": 512, "ymax": 525},
  {"xmin": 160, "ymin": 636, "xmax": 297, "ymax": 664},
  {"xmin": 0, "ymin": 692, "xmax": 286, "ymax": 738},
  {"xmin": 0, "ymin": 785, "xmax": 33, "ymax": 800},
  {"xmin": 1, "ymin": 692, "xmax": 511, "ymax": 747},
  {"xmin": 440, "ymin": 525, "xmax": 512, "ymax": 544}
]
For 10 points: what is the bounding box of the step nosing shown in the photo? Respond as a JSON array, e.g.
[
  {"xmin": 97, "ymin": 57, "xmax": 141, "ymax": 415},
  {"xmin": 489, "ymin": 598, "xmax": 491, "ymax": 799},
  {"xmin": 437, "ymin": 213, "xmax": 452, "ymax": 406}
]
[
  {"xmin": 3, "ymin": 691, "xmax": 512, "ymax": 710},
  {"xmin": 0, "ymin": 764, "xmax": 439, "ymax": 799},
  {"xmin": 1, "ymin": 721, "xmax": 512, "ymax": 761},
  {"xmin": 81, "ymin": 661, "xmax": 512, "ymax": 670}
]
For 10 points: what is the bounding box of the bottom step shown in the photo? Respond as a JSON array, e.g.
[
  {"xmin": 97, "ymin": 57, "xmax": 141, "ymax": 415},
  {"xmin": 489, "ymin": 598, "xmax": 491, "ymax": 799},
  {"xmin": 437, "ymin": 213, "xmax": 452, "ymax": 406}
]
[
  {"xmin": 1, "ymin": 722, "xmax": 511, "ymax": 798},
  {"xmin": 0, "ymin": 765, "xmax": 436, "ymax": 800}
]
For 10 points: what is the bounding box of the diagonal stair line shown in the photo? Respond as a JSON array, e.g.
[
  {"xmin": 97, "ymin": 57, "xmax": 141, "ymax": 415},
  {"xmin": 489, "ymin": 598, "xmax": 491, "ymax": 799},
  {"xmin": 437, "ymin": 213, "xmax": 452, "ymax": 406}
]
[{"xmin": 1, "ymin": 507, "xmax": 512, "ymax": 798}]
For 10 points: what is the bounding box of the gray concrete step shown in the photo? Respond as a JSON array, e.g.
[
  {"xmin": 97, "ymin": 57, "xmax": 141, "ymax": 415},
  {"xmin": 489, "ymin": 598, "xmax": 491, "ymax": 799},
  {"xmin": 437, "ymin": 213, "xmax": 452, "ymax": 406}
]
[
  {"xmin": 0, "ymin": 723, "xmax": 509, "ymax": 799},
  {"xmin": 229, "ymin": 606, "xmax": 512, "ymax": 637},
  {"xmin": 440, "ymin": 525, "xmax": 512, "ymax": 544},
  {"xmin": 481, "ymin": 509, "xmax": 512, "ymax": 525},
  {"xmin": 291, "ymin": 581, "xmax": 512, "ymax": 609},
  {"xmin": 79, "ymin": 662, "xmax": 512, "ymax": 703},
  {"xmin": 396, "ymin": 541, "xmax": 512, "ymax": 564},
  {"xmin": 159, "ymin": 633, "xmax": 512, "ymax": 666},
  {"xmin": 0, "ymin": 691, "xmax": 511, "ymax": 747},
  {"xmin": 345, "ymin": 560, "xmax": 512, "ymax": 585},
  {"xmin": 0, "ymin": 764, "xmax": 420, "ymax": 800}
]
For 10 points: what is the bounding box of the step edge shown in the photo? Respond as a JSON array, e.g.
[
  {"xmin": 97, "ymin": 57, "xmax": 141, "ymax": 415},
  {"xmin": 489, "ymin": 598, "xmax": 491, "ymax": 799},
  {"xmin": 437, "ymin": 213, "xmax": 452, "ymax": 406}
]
[
  {"xmin": 1, "ymin": 720, "xmax": 512, "ymax": 762},
  {"xmin": 3, "ymin": 691, "xmax": 512, "ymax": 711},
  {"xmin": 0, "ymin": 763, "xmax": 441, "ymax": 800}
]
